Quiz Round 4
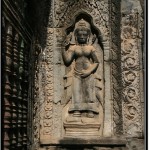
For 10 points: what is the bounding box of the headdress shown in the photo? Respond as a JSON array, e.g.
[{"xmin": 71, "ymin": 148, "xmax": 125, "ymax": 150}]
[
  {"xmin": 74, "ymin": 19, "xmax": 91, "ymax": 31},
  {"xmin": 67, "ymin": 19, "xmax": 92, "ymax": 45}
]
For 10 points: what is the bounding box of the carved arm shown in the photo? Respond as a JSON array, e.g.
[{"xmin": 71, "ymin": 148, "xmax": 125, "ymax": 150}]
[
  {"xmin": 62, "ymin": 46, "xmax": 74, "ymax": 66},
  {"xmin": 81, "ymin": 50, "xmax": 99, "ymax": 78},
  {"xmin": 90, "ymin": 50, "xmax": 99, "ymax": 73}
]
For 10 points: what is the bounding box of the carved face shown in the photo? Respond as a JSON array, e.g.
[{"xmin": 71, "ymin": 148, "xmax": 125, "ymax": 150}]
[{"xmin": 76, "ymin": 29, "xmax": 89, "ymax": 44}]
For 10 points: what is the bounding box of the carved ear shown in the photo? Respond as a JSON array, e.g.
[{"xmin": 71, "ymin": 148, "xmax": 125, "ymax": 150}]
[{"xmin": 92, "ymin": 34, "xmax": 96, "ymax": 44}]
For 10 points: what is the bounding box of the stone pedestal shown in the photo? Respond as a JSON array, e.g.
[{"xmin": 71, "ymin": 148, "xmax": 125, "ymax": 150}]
[
  {"xmin": 64, "ymin": 122, "xmax": 101, "ymax": 137},
  {"xmin": 62, "ymin": 102, "xmax": 103, "ymax": 137}
]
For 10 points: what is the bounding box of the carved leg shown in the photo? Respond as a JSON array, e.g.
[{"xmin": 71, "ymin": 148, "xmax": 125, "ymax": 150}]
[{"xmin": 68, "ymin": 75, "xmax": 83, "ymax": 113}]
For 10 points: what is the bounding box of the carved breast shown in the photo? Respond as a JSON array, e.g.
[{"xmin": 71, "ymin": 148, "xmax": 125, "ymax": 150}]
[
  {"xmin": 74, "ymin": 45, "xmax": 92, "ymax": 57},
  {"xmin": 74, "ymin": 45, "xmax": 93, "ymax": 71}
]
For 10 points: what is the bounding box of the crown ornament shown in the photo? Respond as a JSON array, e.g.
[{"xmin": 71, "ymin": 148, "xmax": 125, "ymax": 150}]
[{"xmin": 75, "ymin": 19, "xmax": 91, "ymax": 30}]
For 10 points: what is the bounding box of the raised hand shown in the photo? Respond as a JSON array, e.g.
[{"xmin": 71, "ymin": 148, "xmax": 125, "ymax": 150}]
[{"xmin": 64, "ymin": 32, "xmax": 72, "ymax": 46}]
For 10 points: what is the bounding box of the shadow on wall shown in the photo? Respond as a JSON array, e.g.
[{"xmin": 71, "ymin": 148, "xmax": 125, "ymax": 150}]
[{"xmin": 29, "ymin": 0, "xmax": 52, "ymax": 49}]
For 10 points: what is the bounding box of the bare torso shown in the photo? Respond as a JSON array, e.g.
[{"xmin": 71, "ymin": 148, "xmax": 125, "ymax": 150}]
[{"xmin": 73, "ymin": 45, "xmax": 94, "ymax": 72}]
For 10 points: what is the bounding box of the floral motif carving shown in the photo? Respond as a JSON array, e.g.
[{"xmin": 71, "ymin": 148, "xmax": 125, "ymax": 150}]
[
  {"xmin": 54, "ymin": 0, "xmax": 109, "ymax": 41},
  {"xmin": 33, "ymin": 29, "xmax": 54, "ymax": 148},
  {"xmin": 121, "ymin": 11, "xmax": 143, "ymax": 137},
  {"xmin": 123, "ymin": 57, "xmax": 137, "ymax": 69},
  {"xmin": 123, "ymin": 71, "xmax": 137, "ymax": 85},
  {"xmin": 40, "ymin": 28, "xmax": 54, "ymax": 138}
]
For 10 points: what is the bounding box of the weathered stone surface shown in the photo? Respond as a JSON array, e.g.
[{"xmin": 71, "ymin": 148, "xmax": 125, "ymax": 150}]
[
  {"xmin": 2, "ymin": 0, "xmax": 144, "ymax": 149},
  {"xmin": 40, "ymin": 137, "xmax": 126, "ymax": 146},
  {"xmin": 121, "ymin": 0, "xmax": 143, "ymax": 138},
  {"xmin": 32, "ymin": 0, "xmax": 144, "ymax": 149},
  {"xmin": 126, "ymin": 138, "xmax": 144, "ymax": 150},
  {"xmin": 62, "ymin": 18, "xmax": 104, "ymax": 137}
]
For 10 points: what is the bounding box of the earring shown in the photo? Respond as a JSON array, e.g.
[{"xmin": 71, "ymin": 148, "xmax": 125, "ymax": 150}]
[{"xmin": 87, "ymin": 36, "xmax": 90, "ymax": 44}]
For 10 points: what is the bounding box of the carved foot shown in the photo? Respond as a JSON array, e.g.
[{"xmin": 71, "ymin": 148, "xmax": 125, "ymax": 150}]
[
  {"xmin": 66, "ymin": 116, "xmax": 81, "ymax": 123},
  {"xmin": 87, "ymin": 111, "xmax": 94, "ymax": 118},
  {"xmin": 81, "ymin": 117, "xmax": 97, "ymax": 124},
  {"xmin": 73, "ymin": 111, "xmax": 81, "ymax": 117}
]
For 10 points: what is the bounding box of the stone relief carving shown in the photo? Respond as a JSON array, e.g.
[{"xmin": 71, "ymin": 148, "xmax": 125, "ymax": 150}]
[
  {"xmin": 33, "ymin": 0, "xmax": 117, "ymax": 143},
  {"xmin": 62, "ymin": 19, "xmax": 104, "ymax": 137},
  {"xmin": 39, "ymin": 28, "xmax": 54, "ymax": 141},
  {"xmin": 33, "ymin": 1, "xmax": 144, "ymax": 150},
  {"xmin": 33, "ymin": 28, "xmax": 55, "ymax": 148},
  {"xmin": 121, "ymin": 11, "xmax": 143, "ymax": 137},
  {"xmin": 123, "ymin": 71, "xmax": 137, "ymax": 85},
  {"xmin": 54, "ymin": 0, "xmax": 109, "ymax": 41}
]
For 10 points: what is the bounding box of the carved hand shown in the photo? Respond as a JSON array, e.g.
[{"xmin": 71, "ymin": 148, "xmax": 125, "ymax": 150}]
[
  {"xmin": 80, "ymin": 69, "xmax": 92, "ymax": 78},
  {"xmin": 81, "ymin": 63, "xmax": 99, "ymax": 78},
  {"xmin": 64, "ymin": 32, "xmax": 72, "ymax": 46}
]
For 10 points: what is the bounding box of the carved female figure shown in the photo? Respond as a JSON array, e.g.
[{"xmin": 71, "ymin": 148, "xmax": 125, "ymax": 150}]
[{"xmin": 62, "ymin": 19, "xmax": 102, "ymax": 120}]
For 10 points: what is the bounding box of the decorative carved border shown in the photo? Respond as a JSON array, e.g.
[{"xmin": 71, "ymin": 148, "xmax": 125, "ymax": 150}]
[
  {"xmin": 121, "ymin": 11, "xmax": 143, "ymax": 137},
  {"xmin": 54, "ymin": 0, "xmax": 109, "ymax": 40},
  {"xmin": 33, "ymin": 28, "xmax": 54, "ymax": 149}
]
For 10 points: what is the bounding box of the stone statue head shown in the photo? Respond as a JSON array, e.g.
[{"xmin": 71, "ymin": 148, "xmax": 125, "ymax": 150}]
[{"xmin": 74, "ymin": 19, "xmax": 91, "ymax": 44}]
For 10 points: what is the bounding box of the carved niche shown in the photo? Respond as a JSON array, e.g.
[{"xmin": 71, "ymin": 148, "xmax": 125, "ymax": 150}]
[
  {"xmin": 32, "ymin": 0, "xmax": 144, "ymax": 149},
  {"xmin": 33, "ymin": 0, "xmax": 124, "ymax": 148},
  {"xmin": 62, "ymin": 18, "xmax": 104, "ymax": 137},
  {"xmin": 36, "ymin": 14, "xmax": 105, "ymax": 145}
]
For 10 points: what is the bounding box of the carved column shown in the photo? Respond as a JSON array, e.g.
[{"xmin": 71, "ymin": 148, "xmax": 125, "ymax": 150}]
[
  {"xmin": 103, "ymin": 40, "xmax": 112, "ymax": 137},
  {"xmin": 2, "ymin": 0, "xmax": 32, "ymax": 149},
  {"xmin": 39, "ymin": 28, "xmax": 54, "ymax": 142},
  {"xmin": 17, "ymin": 39, "xmax": 24, "ymax": 148},
  {"xmin": 3, "ymin": 23, "xmax": 13, "ymax": 150},
  {"xmin": 22, "ymin": 44, "xmax": 29, "ymax": 148},
  {"xmin": 11, "ymin": 32, "xmax": 20, "ymax": 149}
]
